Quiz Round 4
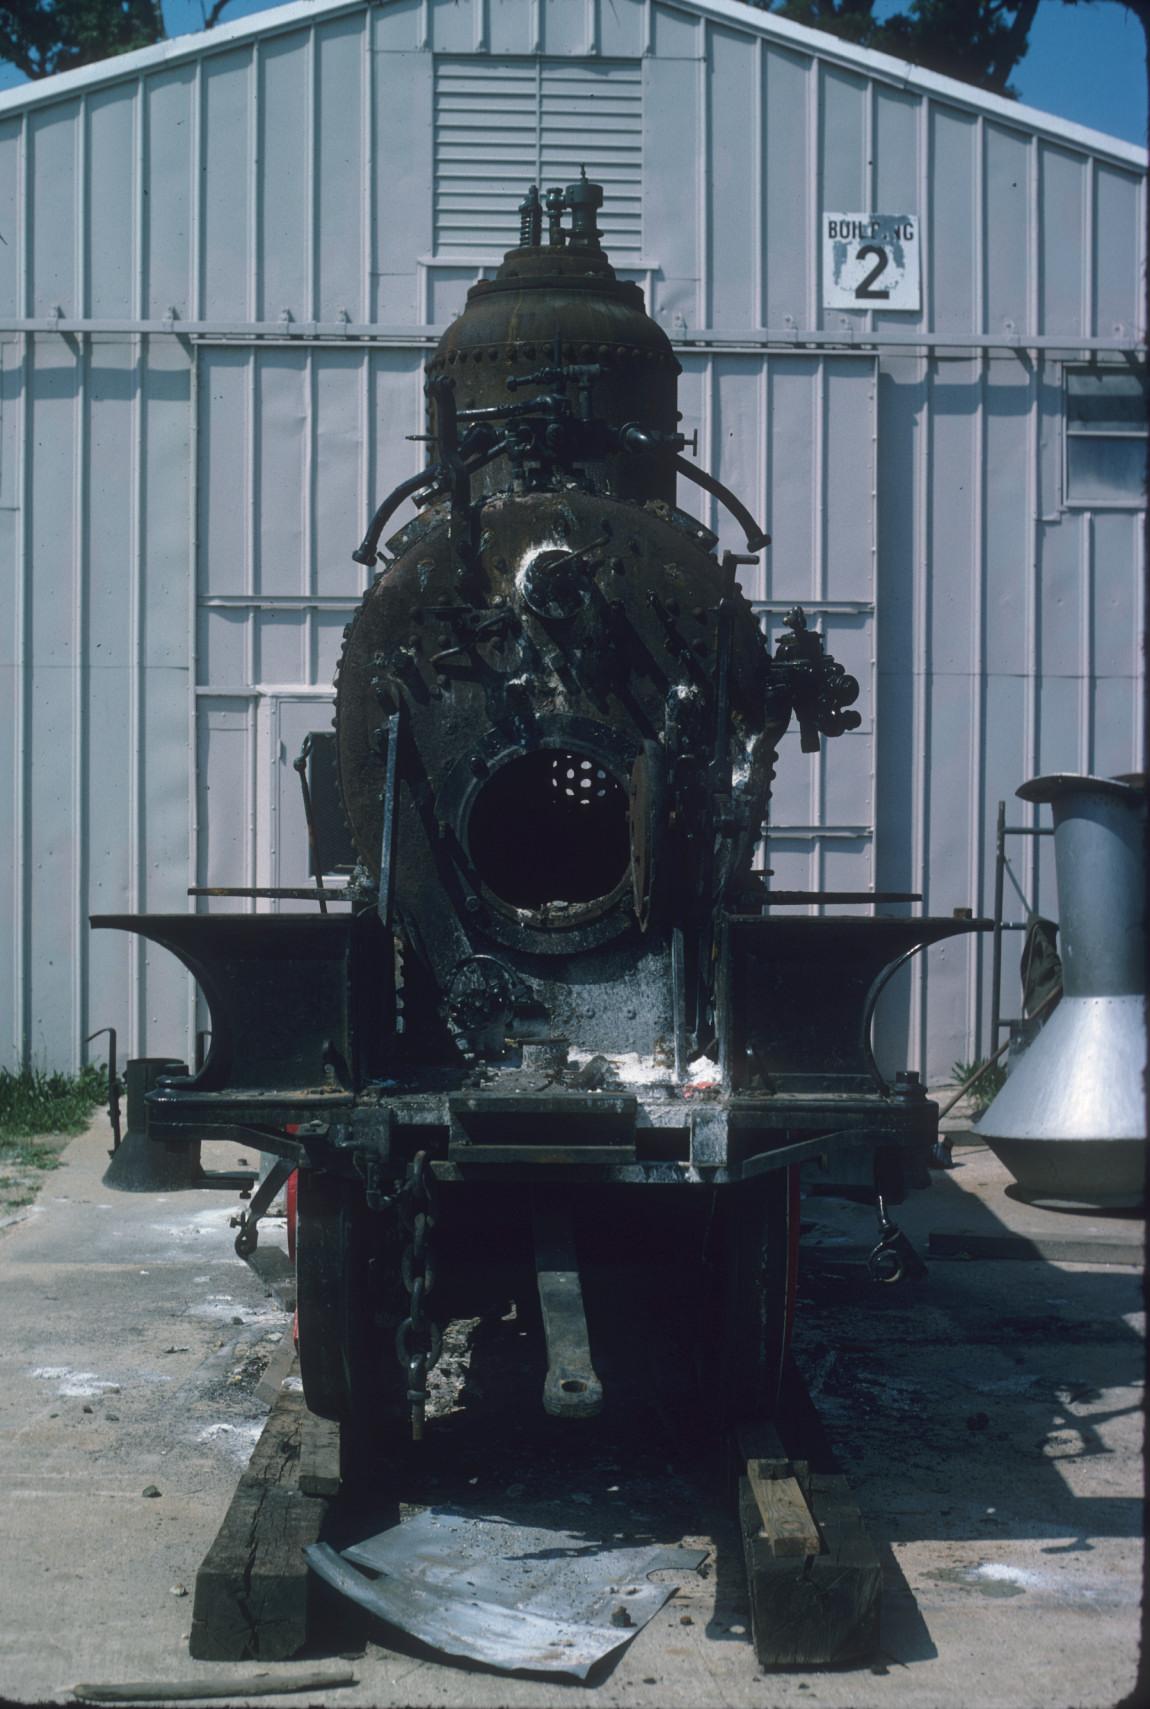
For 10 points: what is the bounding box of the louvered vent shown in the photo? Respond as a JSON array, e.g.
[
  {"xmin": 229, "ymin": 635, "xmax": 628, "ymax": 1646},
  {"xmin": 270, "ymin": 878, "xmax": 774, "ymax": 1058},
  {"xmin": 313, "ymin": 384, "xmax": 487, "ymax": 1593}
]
[{"xmin": 434, "ymin": 58, "xmax": 642, "ymax": 257}]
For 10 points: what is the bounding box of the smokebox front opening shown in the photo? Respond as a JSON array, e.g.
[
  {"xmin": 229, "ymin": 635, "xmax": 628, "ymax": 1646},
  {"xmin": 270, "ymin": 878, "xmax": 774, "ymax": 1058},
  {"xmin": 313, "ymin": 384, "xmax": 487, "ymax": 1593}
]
[{"xmin": 467, "ymin": 749, "xmax": 631, "ymax": 911}]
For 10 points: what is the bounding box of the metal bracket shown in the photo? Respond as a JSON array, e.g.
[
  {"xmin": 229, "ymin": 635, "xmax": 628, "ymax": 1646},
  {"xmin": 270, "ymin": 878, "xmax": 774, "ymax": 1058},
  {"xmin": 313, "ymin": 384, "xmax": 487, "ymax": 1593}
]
[
  {"xmin": 867, "ymin": 1193, "xmax": 928, "ymax": 1283},
  {"xmin": 292, "ymin": 734, "xmax": 329, "ymax": 914},
  {"xmin": 232, "ymin": 1156, "xmax": 295, "ymax": 1258},
  {"xmin": 532, "ymin": 1200, "xmax": 603, "ymax": 1418}
]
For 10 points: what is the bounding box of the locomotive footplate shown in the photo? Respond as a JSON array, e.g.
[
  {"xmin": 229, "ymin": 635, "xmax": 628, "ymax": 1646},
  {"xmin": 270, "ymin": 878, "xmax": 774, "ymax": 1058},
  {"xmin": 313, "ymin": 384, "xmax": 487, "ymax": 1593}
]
[{"xmin": 400, "ymin": 1083, "xmax": 938, "ymax": 1187}]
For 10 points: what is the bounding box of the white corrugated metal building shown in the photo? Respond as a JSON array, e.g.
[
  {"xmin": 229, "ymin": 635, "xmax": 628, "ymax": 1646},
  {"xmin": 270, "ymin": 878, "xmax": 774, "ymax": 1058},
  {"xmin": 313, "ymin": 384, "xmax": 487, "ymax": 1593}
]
[{"xmin": 1, "ymin": 0, "xmax": 1144, "ymax": 1081}]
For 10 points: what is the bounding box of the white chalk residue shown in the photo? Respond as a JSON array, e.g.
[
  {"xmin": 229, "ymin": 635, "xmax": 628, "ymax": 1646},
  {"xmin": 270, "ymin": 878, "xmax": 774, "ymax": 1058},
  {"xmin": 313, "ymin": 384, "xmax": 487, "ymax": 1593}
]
[
  {"xmin": 31, "ymin": 1366, "xmax": 121, "ymax": 1398},
  {"xmin": 563, "ymin": 1049, "xmax": 719, "ymax": 1089},
  {"xmin": 186, "ymin": 1293, "xmax": 282, "ymax": 1324},
  {"xmin": 197, "ymin": 1420, "xmax": 264, "ymax": 1463},
  {"xmin": 567, "ymin": 1050, "xmax": 674, "ymax": 1087},
  {"xmin": 147, "ymin": 1206, "xmax": 235, "ymax": 1242},
  {"xmin": 974, "ymin": 1564, "xmax": 1041, "ymax": 1587}
]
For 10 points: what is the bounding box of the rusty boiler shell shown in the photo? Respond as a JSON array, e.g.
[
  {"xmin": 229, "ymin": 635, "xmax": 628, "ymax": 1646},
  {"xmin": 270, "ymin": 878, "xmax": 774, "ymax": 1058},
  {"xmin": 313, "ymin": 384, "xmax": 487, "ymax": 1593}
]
[{"xmin": 426, "ymin": 244, "xmax": 681, "ymax": 504}]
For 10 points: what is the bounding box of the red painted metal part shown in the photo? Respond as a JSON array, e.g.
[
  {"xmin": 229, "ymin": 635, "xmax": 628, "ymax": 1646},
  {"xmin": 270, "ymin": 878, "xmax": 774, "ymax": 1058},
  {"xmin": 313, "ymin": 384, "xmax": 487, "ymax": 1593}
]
[
  {"xmin": 284, "ymin": 1131, "xmax": 299, "ymax": 1345},
  {"xmin": 286, "ymin": 1168, "xmax": 298, "ymax": 1263}
]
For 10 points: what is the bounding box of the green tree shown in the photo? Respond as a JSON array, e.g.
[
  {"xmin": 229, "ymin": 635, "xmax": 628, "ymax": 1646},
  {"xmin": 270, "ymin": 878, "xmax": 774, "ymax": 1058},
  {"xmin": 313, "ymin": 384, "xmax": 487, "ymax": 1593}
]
[
  {"xmin": 768, "ymin": 0, "xmax": 885, "ymax": 51},
  {"xmin": 870, "ymin": 0, "xmax": 1042, "ymax": 93},
  {"xmin": 0, "ymin": 0, "xmax": 232, "ymax": 80}
]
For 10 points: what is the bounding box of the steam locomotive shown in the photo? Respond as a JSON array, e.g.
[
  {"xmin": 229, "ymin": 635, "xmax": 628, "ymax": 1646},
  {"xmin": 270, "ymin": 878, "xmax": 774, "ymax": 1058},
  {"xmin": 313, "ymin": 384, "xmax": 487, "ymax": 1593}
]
[{"xmin": 96, "ymin": 178, "xmax": 976, "ymax": 1448}]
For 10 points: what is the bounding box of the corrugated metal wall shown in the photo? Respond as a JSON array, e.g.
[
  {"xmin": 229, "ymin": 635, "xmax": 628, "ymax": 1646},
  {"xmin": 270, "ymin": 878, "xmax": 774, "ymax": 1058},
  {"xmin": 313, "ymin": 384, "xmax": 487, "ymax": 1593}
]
[{"xmin": 0, "ymin": 0, "xmax": 1144, "ymax": 1079}]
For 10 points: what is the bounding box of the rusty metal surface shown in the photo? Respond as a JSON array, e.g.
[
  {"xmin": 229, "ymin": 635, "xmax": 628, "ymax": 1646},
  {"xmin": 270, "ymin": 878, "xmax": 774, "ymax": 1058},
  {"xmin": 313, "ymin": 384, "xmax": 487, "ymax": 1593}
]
[
  {"xmin": 426, "ymin": 237, "xmax": 680, "ymax": 505},
  {"xmin": 335, "ymin": 481, "xmax": 783, "ymax": 1061}
]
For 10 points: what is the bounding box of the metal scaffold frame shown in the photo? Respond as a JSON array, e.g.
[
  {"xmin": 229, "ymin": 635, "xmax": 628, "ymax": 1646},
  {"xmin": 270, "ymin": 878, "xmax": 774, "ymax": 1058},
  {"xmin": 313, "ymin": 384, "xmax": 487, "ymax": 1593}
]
[{"xmin": 988, "ymin": 798, "xmax": 1055, "ymax": 1058}]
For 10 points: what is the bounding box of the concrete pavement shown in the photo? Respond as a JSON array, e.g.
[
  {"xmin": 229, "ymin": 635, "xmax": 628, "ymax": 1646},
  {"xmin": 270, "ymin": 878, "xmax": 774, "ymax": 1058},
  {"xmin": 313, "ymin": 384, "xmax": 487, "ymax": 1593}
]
[{"xmin": 0, "ymin": 1115, "xmax": 1142, "ymax": 1708}]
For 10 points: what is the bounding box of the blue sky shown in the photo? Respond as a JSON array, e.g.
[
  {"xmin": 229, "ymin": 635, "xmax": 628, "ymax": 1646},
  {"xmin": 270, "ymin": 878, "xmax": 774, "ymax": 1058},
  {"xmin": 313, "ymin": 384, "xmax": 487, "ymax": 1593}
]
[
  {"xmin": 1011, "ymin": 1, "xmax": 1146, "ymax": 146},
  {"xmin": 1, "ymin": 1, "xmax": 1146, "ymax": 149}
]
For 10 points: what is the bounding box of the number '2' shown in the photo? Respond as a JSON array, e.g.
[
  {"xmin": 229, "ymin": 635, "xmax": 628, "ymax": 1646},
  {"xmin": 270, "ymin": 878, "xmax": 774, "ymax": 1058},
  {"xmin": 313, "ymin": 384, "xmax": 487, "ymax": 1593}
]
[{"xmin": 854, "ymin": 244, "xmax": 890, "ymax": 300}]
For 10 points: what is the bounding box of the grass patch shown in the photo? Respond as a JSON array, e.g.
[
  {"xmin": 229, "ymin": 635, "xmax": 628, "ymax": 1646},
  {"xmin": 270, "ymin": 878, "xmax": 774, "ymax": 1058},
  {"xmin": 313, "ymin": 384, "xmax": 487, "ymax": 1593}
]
[
  {"xmin": 0, "ymin": 1064, "xmax": 107, "ymax": 1148},
  {"xmin": 1, "ymin": 1140, "xmax": 65, "ymax": 1170},
  {"xmin": 0, "ymin": 1067, "xmax": 108, "ymax": 1213}
]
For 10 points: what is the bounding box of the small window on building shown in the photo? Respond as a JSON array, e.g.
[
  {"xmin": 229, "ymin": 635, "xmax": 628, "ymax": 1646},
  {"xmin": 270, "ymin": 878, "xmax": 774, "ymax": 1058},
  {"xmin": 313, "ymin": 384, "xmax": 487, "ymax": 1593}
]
[{"xmin": 1064, "ymin": 368, "xmax": 1147, "ymax": 508}]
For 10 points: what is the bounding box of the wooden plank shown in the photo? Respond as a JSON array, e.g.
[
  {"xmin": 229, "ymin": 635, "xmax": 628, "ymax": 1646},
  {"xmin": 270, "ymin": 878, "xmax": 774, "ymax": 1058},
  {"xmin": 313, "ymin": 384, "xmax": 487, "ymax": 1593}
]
[
  {"xmin": 254, "ymin": 1337, "xmax": 299, "ymax": 1408},
  {"xmin": 189, "ymin": 1387, "xmax": 332, "ymax": 1661},
  {"xmin": 72, "ymin": 1671, "xmax": 356, "ymax": 1702},
  {"xmin": 746, "ymin": 1461, "xmax": 821, "ymax": 1557},
  {"xmin": 299, "ymin": 1409, "xmax": 342, "ymax": 1498},
  {"xmin": 243, "ymin": 1244, "xmax": 298, "ymax": 1312}
]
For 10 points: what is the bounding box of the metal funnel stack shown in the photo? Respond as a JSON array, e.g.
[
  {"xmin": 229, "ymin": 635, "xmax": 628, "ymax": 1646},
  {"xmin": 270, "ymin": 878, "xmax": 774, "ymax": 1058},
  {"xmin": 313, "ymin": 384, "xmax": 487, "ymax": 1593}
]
[{"xmin": 978, "ymin": 773, "xmax": 1147, "ymax": 1210}]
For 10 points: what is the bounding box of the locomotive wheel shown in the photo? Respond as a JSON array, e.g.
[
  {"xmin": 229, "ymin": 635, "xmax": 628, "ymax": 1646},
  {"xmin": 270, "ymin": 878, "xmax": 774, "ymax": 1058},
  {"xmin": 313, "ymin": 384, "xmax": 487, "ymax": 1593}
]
[
  {"xmin": 707, "ymin": 1165, "xmax": 800, "ymax": 1426},
  {"xmin": 294, "ymin": 1167, "xmax": 407, "ymax": 1435}
]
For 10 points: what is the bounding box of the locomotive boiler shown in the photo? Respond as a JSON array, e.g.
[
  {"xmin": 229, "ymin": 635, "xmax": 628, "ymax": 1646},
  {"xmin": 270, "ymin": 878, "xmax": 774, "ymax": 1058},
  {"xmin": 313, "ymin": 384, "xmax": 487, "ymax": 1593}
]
[{"xmin": 95, "ymin": 177, "xmax": 977, "ymax": 1451}]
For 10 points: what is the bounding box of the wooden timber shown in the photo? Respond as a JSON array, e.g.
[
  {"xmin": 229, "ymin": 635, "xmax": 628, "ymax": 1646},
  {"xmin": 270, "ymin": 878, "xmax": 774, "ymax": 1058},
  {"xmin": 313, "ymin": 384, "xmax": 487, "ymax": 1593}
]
[
  {"xmin": 254, "ymin": 1337, "xmax": 299, "ymax": 1408},
  {"xmin": 299, "ymin": 1411, "xmax": 342, "ymax": 1498},
  {"xmin": 736, "ymin": 1363, "xmax": 882, "ymax": 1668},
  {"xmin": 189, "ymin": 1381, "xmax": 340, "ymax": 1661}
]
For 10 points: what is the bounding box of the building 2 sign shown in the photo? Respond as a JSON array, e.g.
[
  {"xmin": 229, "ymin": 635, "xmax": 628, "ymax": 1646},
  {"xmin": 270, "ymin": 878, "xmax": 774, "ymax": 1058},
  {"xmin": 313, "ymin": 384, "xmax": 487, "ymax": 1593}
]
[{"xmin": 822, "ymin": 213, "xmax": 920, "ymax": 311}]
